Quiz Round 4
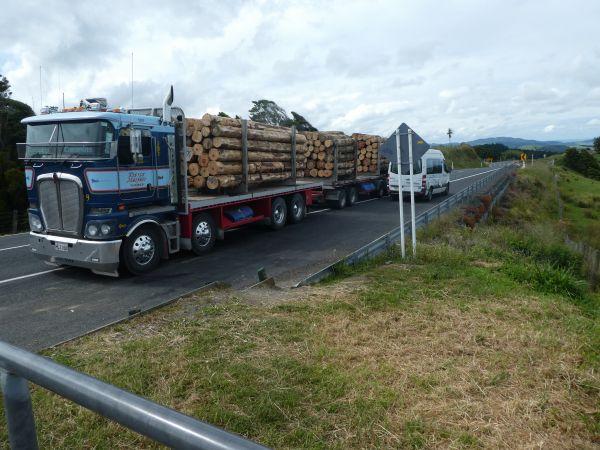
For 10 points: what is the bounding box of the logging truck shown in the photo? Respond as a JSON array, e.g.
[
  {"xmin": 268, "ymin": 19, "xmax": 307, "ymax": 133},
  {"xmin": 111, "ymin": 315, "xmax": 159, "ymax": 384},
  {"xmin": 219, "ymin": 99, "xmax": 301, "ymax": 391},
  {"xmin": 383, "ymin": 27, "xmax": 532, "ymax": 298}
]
[{"xmin": 19, "ymin": 88, "xmax": 386, "ymax": 276}]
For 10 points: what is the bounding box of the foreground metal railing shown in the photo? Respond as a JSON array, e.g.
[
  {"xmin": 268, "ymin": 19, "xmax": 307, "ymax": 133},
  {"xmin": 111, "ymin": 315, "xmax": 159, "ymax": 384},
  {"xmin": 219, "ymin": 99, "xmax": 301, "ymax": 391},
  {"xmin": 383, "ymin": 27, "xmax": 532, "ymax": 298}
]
[
  {"xmin": 0, "ymin": 340, "xmax": 268, "ymax": 450},
  {"xmin": 297, "ymin": 164, "xmax": 516, "ymax": 286}
]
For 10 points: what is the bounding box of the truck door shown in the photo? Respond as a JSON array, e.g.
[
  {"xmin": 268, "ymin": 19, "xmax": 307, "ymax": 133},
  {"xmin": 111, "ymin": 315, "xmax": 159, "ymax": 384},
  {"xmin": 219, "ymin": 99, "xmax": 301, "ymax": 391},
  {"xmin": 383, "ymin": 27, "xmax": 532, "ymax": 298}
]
[{"xmin": 117, "ymin": 128, "xmax": 157, "ymax": 201}]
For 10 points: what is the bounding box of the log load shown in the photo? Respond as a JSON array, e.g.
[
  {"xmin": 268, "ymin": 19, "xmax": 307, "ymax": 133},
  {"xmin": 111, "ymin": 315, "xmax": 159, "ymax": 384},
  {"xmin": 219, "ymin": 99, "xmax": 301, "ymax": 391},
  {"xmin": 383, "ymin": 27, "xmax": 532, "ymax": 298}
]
[
  {"xmin": 186, "ymin": 114, "xmax": 306, "ymax": 192},
  {"xmin": 299, "ymin": 131, "xmax": 356, "ymax": 179},
  {"xmin": 351, "ymin": 133, "xmax": 389, "ymax": 175}
]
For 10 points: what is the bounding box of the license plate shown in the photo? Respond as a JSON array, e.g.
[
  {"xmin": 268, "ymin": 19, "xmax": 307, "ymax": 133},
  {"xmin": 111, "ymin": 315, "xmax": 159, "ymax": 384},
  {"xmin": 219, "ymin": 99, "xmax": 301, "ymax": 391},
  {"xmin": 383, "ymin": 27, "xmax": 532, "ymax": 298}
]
[{"xmin": 54, "ymin": 242, "xmax": 69, "ymax": 252}]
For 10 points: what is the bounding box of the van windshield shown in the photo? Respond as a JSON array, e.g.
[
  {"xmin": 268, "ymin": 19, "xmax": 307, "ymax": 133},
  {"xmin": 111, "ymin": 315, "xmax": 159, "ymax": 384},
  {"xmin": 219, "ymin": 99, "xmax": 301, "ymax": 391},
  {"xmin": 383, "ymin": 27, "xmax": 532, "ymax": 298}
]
[{"xmin": 389, "ymin": 160, "xmax": 422, "ymax": 175}]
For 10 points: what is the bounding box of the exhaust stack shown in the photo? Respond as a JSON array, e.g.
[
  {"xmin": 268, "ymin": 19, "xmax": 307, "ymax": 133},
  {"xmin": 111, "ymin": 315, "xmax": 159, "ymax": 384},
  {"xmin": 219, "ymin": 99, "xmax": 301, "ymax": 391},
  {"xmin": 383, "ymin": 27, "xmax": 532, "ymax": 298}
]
[{"xmin": 162, "ymin": 85, "xmax": 173, "ymax": 124}]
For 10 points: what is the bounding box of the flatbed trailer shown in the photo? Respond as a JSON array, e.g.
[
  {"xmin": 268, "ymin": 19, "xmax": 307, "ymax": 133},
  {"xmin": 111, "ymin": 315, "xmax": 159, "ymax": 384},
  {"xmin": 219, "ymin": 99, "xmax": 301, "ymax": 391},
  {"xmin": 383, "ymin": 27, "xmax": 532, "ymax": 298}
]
[{"xmin": 177, "ymin": 180, "xmax": 322, "ymax": 251}]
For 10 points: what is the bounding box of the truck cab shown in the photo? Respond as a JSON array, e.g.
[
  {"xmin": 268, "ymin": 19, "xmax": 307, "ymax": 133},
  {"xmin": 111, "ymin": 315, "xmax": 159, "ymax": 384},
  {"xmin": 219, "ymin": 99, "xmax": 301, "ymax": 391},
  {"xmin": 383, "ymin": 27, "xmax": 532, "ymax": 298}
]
[{"xmin": 20, "ymin": 100, "xmax": 184, "ymax": 276}]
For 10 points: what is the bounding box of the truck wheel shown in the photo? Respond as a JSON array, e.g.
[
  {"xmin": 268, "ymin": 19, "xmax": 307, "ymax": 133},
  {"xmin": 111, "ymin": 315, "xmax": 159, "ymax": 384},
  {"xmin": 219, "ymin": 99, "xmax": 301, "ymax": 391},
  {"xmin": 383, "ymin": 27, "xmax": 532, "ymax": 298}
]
[
  {"xmin": 269, "ymin": 197, "xmax": 287, "ymax": 230},
  {"xmin": 287, "ymin": 193, "xmax": 306, "ymax": 224},
  {"xmin": 329, "ymin": 189, "xmax": 347, "ymax": 209},
  {"xmin": 122, "ymin": 226, "xmax": 162, "ymax": 275},
  {"xmin": 376, "ymin": 181, "xmax": 386, "ymax": 198},
  {"xmin": 425, "ymin": 187, "xmax": 433, "ymax": 202},
  {"xmin": 191, "ymin": 213, "xmax": 216, "ymax": 255},
  {"xmin": 346, "ymin": 187, "xmax": 358, "ymax": 206}
]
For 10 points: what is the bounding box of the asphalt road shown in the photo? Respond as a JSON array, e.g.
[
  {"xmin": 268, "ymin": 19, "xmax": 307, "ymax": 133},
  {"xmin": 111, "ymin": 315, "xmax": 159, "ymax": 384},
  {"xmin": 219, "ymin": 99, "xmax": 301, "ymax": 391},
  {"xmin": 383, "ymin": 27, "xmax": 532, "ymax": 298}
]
[{"xmin": 0, "ymin": 166, "xmax": 505, "ymax": 350}]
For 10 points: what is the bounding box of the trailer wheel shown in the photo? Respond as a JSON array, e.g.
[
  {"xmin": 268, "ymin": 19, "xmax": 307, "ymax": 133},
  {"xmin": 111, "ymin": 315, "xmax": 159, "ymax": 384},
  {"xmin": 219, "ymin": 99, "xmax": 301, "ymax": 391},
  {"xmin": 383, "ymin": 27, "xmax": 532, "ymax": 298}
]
[
  {"xmin": 269, "ymin": 197, "xmax": 287, "ymax": 230},
  {"xmin": 346, "ymin": 186, "xmax": 358, "ymax": 206},
  {"xmin": 191, "ymin": 213, "xmax": 216, "ymax": 255},
  {"xmin": 122, "ymin": 226, "xmax": 162, "ymax": 275},
  {"xmin": 376, "ymin": 181, "xmax": 386, "ymax": 198},
  {"xmin": 287, "ymin": 193, "xmax": 306, "ymax": 224},
  {"xmin": 328, "ymin": 189, "xmax": 347, "ymax": 209}
]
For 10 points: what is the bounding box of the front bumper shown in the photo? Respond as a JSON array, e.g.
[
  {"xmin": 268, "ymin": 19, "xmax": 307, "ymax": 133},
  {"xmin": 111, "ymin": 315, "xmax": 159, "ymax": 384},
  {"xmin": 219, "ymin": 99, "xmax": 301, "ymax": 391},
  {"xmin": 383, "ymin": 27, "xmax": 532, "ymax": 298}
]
[{"xmin": 29, "ymin": 232, "xmax": 122, "ymax": 273}]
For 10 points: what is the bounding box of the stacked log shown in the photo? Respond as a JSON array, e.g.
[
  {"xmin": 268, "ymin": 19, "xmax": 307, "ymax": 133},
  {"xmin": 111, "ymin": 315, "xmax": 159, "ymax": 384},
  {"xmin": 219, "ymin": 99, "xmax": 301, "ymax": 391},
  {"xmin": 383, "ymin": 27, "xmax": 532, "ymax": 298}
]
[
  {"xmin": 300, "ymin": 131, "xmax": 356, "ymax": 179},
  {"xmin": 351, "ymin": 133, "xmax": 387, "ymax": 174},
  {"xmin": 186, "ymin": 114, "xmax": 306, "ymax": 192}
]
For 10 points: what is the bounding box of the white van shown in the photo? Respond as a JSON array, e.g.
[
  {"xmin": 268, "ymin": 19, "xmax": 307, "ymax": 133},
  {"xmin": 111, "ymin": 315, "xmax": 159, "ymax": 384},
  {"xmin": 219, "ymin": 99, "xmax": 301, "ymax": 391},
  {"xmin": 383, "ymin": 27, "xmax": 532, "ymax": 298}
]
[{"xmin": 387, "ymin": 149, "xmax": 451, "ymax": 201}]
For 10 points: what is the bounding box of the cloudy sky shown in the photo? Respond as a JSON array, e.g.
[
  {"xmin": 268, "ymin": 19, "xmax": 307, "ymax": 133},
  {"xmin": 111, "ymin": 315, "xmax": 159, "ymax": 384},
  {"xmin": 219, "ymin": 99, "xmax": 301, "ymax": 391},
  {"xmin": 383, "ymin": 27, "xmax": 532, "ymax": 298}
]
[{"xmin": 1, "ymin": 0, "xmax": 599, "ymax": 143}]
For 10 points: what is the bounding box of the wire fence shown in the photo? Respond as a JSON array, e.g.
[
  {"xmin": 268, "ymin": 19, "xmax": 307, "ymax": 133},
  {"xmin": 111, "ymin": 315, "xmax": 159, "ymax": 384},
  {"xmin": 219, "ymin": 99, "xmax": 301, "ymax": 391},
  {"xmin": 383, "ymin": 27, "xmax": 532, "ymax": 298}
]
[
  {"xmin": 0, "ymin": 210, "xmax": 28, "ymax": 235},
  {"xmin": 297, "ymin": 164, "xmax": 516, "ymax": 286}
]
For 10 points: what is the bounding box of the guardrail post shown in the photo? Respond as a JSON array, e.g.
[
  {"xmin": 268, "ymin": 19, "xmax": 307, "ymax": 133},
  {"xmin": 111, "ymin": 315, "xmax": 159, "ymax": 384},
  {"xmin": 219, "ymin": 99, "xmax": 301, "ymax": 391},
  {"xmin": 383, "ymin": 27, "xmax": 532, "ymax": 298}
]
[{"xmin": 1, "ymin": 370, "xmax": 39, "ymax": 450}]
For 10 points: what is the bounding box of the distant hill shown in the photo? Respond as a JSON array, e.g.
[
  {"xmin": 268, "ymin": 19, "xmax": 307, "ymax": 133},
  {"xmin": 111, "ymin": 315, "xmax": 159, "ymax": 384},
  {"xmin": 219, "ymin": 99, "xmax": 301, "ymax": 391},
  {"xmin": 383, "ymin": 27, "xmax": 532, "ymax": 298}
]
[
  {"xmin": 465, "ymin": 137, "xmax": 567, "ymax": 153},
  {"xmin": 432, "ymin": 136, "xmax": 597, "ymax": 153}
]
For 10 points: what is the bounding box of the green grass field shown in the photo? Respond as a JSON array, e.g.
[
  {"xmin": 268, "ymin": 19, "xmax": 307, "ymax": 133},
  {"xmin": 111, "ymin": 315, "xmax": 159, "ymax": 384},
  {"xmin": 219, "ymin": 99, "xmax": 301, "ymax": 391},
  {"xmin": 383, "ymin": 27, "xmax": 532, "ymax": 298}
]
[
  {"xmin": 438, "ymin": 144, "xmax": 482, "ymax": 169},
  {"xmin": 0, "ymin": 164, "xmax": 598, "ymax": 449}
]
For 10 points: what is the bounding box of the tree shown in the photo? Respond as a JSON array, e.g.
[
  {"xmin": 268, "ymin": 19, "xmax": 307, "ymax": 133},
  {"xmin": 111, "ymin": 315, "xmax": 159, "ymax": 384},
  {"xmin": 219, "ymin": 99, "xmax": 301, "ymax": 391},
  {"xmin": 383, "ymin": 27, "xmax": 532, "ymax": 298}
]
[
  {"xmin": 562, "ymin": 148, "xmax": 600, "ymax": 180},
  {"xmin": 217, "ymin": 111, "xmax": 230, "ymax": 118},
  {"xmin": 0, "ymin": 75, "xmax": 11, "ymax": 99},
  {"xmin": 593, "ymin": 136, "xmax": 600, "ymax": 154},
  {"xmin": 0, "ymin": 95, "xmax": 35, "ymax": 215},
  {"xmin": 286, "ymin": 111, "xmax": 317, "ymax": 131},
  {"xmin": 447, "ymin": 128, "xmax": 453, "ymax": 143},
  {"xmin": 249, "ymin": 99, "xmax": 291, "ymax": 126}
]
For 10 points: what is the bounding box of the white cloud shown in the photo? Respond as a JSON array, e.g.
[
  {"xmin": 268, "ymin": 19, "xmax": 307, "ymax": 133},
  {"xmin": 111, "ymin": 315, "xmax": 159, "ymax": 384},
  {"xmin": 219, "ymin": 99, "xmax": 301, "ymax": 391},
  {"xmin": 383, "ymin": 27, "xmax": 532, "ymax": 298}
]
[
  {"xmin": 1, "ymin": 0, "xmax": 599, "ymax": 142},
  {"xmin": 543, "ymin": 125, "xmax": 556, "ymax": 133},
  {"xmin": 586, "ymin": 118, "xmax": 600, "ymax": 126}
]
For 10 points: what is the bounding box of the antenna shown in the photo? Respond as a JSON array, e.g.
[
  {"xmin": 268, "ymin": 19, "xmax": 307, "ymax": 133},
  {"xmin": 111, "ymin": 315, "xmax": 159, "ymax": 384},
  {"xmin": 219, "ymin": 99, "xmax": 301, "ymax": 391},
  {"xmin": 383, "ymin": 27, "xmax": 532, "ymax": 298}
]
[
  {"xmin": 130, "ymin": 52, "xmax": 134, "ymax": 109},
  {"xmin": 62, "ymin": 92, "xmax": 65, "ymax": 110},
  {"xmin": 39, "ymin": 66, "xmax": 42, "ymax": 109}
]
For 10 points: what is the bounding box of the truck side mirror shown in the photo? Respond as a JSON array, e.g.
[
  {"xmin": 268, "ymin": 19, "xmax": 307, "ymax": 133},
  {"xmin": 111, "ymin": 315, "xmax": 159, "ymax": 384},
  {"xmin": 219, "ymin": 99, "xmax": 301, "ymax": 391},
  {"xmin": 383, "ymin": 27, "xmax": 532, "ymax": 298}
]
[{"xmin": 130, "ymin": 129, "xmax": 143, "ymax": 163}]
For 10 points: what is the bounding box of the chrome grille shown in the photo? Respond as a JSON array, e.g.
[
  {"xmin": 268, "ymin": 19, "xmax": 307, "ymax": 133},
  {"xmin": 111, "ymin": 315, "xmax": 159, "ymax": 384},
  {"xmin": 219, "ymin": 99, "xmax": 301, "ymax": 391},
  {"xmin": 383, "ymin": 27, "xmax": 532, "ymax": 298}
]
[
  {"xmin": 39, "ymin": 180, "xmax": 61, "ymax": 230},
  {"xmin": 38, "ymin": 176, "xmax": 82, "ymax": 235},
  {"xmin": 59, "ymin": 181, "xmax": 81, "ymax": 232}
]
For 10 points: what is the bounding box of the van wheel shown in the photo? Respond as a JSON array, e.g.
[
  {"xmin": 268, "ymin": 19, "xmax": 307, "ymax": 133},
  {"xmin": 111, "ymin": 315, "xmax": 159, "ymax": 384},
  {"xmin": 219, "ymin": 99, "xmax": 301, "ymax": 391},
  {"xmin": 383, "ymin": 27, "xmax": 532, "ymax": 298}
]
[
  {"xmin": 425, "ymin": 188, "xmax": 433, "ymax": 202},
  {"xmin": 346, "ymin": 187, "xmax": 358, "ymax": 206},
  {"xmin": 269, "ymin": 197, "xmax": 287, "ymax": 230},
  {"xmin": 122, "ymin": 226, "xmax": 162, "ymax": 274},
  {"xmin": 444, "ymin": 183, "xmax": 450, "ymax": 196},
  {"xmin": 191, "ymin": 213, "xmax": 216, "ymax": 255},
  {"xmin": 287, "ymin": 193, "xmax": 305, "ymax": 224}
]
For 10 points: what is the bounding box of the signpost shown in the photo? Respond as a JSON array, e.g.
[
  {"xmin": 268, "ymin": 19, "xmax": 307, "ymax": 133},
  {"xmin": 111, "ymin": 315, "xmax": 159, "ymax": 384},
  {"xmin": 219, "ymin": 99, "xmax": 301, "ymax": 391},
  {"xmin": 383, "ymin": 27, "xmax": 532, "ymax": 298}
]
[{"xmin": 381, "ymin": 124, "xmax": 429, "ymax": 258}]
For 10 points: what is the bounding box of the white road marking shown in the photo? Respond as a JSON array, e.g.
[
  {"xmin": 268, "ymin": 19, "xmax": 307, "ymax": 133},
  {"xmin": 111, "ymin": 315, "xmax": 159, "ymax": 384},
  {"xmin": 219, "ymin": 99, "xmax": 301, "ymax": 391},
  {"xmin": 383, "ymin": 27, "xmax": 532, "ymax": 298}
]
[
  {"xmin": 451, "ymin": 168, "xmax": 499, "ymax": 183},
  {"xmin": 0, "ymin": 268, "xmax": 64, "ymax": 286},
  {"xmin": 308, "ymin": 208, "xmax": 331, "ymax": 215},
  {"xmin": 0, "ymin": 244, "xmax": 30, "ymax": 252}
]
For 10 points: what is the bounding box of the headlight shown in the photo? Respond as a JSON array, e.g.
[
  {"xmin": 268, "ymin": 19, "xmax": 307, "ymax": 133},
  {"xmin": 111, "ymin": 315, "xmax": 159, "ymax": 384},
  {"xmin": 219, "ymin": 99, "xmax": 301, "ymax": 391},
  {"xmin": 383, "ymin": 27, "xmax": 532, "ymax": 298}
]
[
  {"xmin": 87, "ymin": 224, "xmax": 99, "ymax": 237},
  {"xmin": 28, "ymin": 213, "xmax": 43, "ymax": 232},
  {"xmin": 100, "ymin": 224, "xmax": 112, "ymax": 235},
  {"xmin": 85, "ymin": 220, "xmax": 116, "ymax": 239}
]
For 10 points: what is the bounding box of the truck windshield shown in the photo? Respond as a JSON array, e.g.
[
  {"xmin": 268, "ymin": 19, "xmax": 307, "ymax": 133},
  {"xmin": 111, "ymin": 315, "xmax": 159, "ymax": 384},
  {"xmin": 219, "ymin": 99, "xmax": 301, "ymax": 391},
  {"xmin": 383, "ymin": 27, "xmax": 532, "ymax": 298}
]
[
  {"xmin": 20, "ymin": 120, "xmax": 115, "ymax": 160},
  {"xmin": 389, "ymin": 160, "xmax": 422, "ymax": 175}
]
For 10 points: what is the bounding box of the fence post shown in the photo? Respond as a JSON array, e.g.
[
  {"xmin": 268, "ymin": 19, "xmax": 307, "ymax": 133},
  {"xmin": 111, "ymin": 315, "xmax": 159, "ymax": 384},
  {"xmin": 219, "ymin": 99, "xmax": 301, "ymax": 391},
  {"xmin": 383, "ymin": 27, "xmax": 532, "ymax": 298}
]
[
  {"xmin": 1, "ymin": 370, "xmax": 39, "ymax": 450},
  {"xmin": 12, "ymin": 210, "xmax": 18, "ymax": 234}
]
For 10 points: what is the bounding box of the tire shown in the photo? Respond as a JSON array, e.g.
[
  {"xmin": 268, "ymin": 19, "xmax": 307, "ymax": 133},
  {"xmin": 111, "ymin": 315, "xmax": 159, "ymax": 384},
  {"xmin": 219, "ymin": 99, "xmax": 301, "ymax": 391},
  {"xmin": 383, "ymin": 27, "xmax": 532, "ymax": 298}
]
[
  {"xmin": 425, "ymin": 187, "xmax": 433, "ymax": 202},
  {"xmin": 329, "ymin": 189, "xmax": 347, "ymax": 209},
  {"xmin": 376, "ymin": 181, "xmax": 386, "ymax": 198},
  {"xmin": 122, "ymin": 226, "xmax": 162, "ymax": 275},
  {"xmin": 191, "ymin": 213, "xmax": 216, "ymax": 255},
  {"xmin": 287, "ymin": 193, "xmax": 306, "ymax": 224},
  {"xmin": 346, "ymin": 186, "xmax": 358, "ymax": 207},
  {"xmin": 444, "ymin": 182, "xmax": 450, "ymax": 196},
  {"xmin": 269, "ymin": 197, "xmax": 287, "ymax": 230}
]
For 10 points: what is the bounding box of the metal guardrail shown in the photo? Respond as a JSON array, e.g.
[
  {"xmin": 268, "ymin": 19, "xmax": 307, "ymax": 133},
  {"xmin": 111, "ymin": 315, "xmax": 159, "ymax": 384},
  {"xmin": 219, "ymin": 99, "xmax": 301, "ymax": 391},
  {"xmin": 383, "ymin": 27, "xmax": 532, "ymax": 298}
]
[
  {"xmin": 296, "ymin": 164, "xmax": 516, "ymax": 286},
  {"xmin": 0, "ymin": 340, "xmax": 268, "ymax": 450}
]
